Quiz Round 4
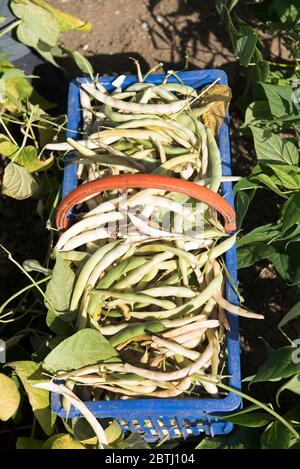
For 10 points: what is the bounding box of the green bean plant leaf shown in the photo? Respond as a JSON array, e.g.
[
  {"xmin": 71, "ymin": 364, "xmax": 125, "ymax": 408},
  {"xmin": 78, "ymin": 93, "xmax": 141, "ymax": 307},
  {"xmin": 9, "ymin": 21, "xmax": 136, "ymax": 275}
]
[
  {"xmin": 293, "ymin": 122, "xmax": 300, "ymax": 144},
  {"xmin": 260, "ymin": 83, "xmax": 296, "ymax": 118},
  {"xmin": 281, "ymin": 192, "xmax": 300, "ymax": 236},
  {"xmin": 31, "ymin": 0, "xmax": 92, "ymax": 33},
  {"xmin": 43, "ymin": 329, "xmax": 119, "ymax": 373},
  {"xmin": 105, "ymin": 420, "xmax": 124, "ymax": 446},
  {"xmin": 10, "ymin": 0, "xmax": 60, "ymax": 65},
  {"xmin": 218, "ymin": 405, "xmax": 274, "ymax": 428},
  {"xmin": 260, "ymin": 404, "xmax": 300, "ymax": 449},
  {"xmin": 0, "ymin": 57, "xmax": 51, "ymax": 111},
  {"xmin": 270, "ymin": 242, "xmax": 300, "ymax": 289},
  {"xmin": 252, "ymin": 59, "xmax": 270, "ymax": 87},
  {"xmin": 11, "ymin": 146, "xmax": 54, "ymax": 173},
  {"xmin": 250, "ymin": 344, "xmax": 300, "ymax": 384},
  {"xmin": 243, "ymin": 100, "xmax": 272, "ymax": 126},
  {"xmin": 236, "ymin": 223, "xmax": 280, "ymax": 268},
  {"xmin": 267, "ymin": 164, "xmax": 300, "ymax": 191},
  {"xmin": 235, "ymin": 33, "xmax": 258, "ymax": 67},
  {"xmin": 0, "ymin": 69, "xmax": 25, "ymax": 80},
  {"xmin": 46, "ymin": 310, "xmax": 75, "ymax": 336},
  {"xmin": 250, "ymin": 126, "xmax": 299, "ymax": 165},
  {"xmin": 65, "ymin": 418, "xmax": 97, "ymax": 446},
  {"xmin": 249, "ymin": 171, "xmax": 287, "ymax": 197},
  {"xmin": 42, "ymin": 433, "xmax": 86, "ymax": 449},
  {"xmin": 234, "ymin": 164, "xmax": 300, "ymax": 203},
  {"xmin": 68, "ymin": 418, "xmax": 123, "ymax": 447},
  {"xmin": 215, "ymin": 0, "xmax": 239, "ymax": 21},
  {"xmin": 118, "ymin": 433, "xmax": 151, "ymax": 449},
  {"xmin": 0, "ymin": 134, "xmax": 19, "ymax": 157},
  {"xmin": 45, "ymin": 252, "xmax": 75, "ymax": 316},
  {"xmin": 1, "ymin": 162, "xmax": 38, "ymax": 199},
  {"xmin": 278, "ymin": 301, "xmax": 300, "ymax": 329},
  {"xmin": 237, "ymin": 243, "xmax": 276, "ymax": 269},
  {"xmin": 0, "ymin": 373, "xmax": 20, "ymax": 421},
  {"xmin": 233, "ymin": 176, "xmax": 258, "ymax": 194},
  {"xmin": 196, "ymin": 426, "xmax": 261, "ymax": 449},
  {"xmin": 235, "ymin": 188, "xmax": 256, "ymax": 229},
  {"xmin": 16, "ymin": 437, "xmax": 44, "ymax": 449},
  {"xmin": 8, "ymin": 361, "xmax": 56, "ymax": 435},
  {"xmin": 234, "ymin": 166, "xmax": 283, "ymax": 198},
  {"xmin": 261, "ymin": 421, "xmax": 299, "ymax": 449},
  {"xmin": 272, "ymin": 0, "xmax": 300, "ymax": 24},
  {"xmin": 276, "ymin": 374, "xmax": 300, "ymax": 405},
  {"xmin": 62, "ymin": 48, "xmax": 94, "ymax": 79},
  {"xmin": 0, "ymin": 71, "xmax": 34, "ymax": 112},
  {"xmin": 46, "ymin": 336, "xmax": 66, "ymax": 352},
  {"xmin": 9, "ymin": 74, "xmax": 35, "ymax": 103}
]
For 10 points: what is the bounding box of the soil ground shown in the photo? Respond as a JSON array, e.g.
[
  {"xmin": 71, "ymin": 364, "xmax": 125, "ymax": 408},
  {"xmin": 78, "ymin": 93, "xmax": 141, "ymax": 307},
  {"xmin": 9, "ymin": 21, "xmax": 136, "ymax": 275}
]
[
  {"xmin": 0, "ymin": 0, "xmax": 297, "ymax": 432},
  {"xmin": 52, "ymin": 0, "xmax": 236, "ymax": 78}
]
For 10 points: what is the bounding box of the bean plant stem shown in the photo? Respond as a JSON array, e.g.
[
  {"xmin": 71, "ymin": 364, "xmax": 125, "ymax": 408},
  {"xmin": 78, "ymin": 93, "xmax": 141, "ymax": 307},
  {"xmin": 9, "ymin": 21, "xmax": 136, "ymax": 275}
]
[
  {"xmin": 0, "ymin": 245, "xmax": 57, "ymax": 314},
  {"xmin": 198, "ymin": 376, "xmax": 300, "ymax": 439}
]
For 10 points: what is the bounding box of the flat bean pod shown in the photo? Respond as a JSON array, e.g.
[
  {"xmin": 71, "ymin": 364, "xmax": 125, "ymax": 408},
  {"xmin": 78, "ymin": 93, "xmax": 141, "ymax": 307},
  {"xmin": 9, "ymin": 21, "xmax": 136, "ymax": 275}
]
[
  {"xmin": 70, "ymin": 241, "xmax": 122, "ymax": 311},
  {"xmin": 82, "ymin": 83, "xmax": 188, "ymax": 114},
  {"xmin": 92, "ymin": 289, "xmax": 176, "ymax": 309},
  {"xmin": 130, "ymin": 270, "xmax": 223, "ymax": 319},
  {"xmin": 114, "ymin": 251, "xmax": 174, "ymax": 290},
  {"xmin": 109, "ymin": 321, "xmax": 166, "ymax": 347}
]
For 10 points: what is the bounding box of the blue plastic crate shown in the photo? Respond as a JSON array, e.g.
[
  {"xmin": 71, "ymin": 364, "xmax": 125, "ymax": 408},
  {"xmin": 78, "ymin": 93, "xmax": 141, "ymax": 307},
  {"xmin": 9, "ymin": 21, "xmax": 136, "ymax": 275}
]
[{"xmin": 51, "ymin": 69, "xmax": 242, "ymax": 443}]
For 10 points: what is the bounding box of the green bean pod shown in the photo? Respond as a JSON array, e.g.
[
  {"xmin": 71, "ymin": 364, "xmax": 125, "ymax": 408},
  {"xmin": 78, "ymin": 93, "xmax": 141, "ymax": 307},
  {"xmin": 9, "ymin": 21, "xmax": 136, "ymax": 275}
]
[
  {"xmin": 109, "ymin": 321, "xmax": 166, "ymax": 347},
  {"xmin": 136, "ymin": 243, "xmax": 197, "ymax": 267},
  {"xmin": 140, "ymin": 286, "xmax": 196, "ymax": 298},
  {"xmin": 130, "ymin": 270, "xmax": 223, "ymax": 319},
  {"xmin": 96, "ymin": 256, "xmax": 148, "ymax": 289},
  {"xmin": 70, "ymin": 240, "xmax": 121, "ymax": 312},
  {"xmin": 207, "ymin": 127, "xmax": 222, "ymax": 193},
  {"xmin": 92, "ymin": 289, "xmax": 176, "ymax": 309},
  {"xmin": 114, "ymin": 251, "xmax": 174, "ymax": 290}
]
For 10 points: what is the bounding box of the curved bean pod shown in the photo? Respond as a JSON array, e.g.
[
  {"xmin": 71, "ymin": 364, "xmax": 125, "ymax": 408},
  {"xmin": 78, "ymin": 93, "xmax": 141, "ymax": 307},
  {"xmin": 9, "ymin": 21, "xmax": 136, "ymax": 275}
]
[
  {"xmin": 109, "ymin": 321, "xmax": 166, "ymax": 347},
  {"xmin": 92, "ymin": 289, "xmax": 176, "ymax": 310},
  {"xmin": 140, "ymin": 286, "xmax": 196, "ymax": 298},
  {"xmin": 105, "ymin": 342, "xmax": 213, "ymax": 381},
  {"xmin": 114, "ymin": 251, "xmax": 174, "ymax": 290},
  {"xmin": 70, "ymin": 240, "xmax": 121, "ymax": 312},
  {"xmin": 130, "ymin": 270, "xmax": 223, "ymax": 319},
  {"xmin": 82, "ymin": 83, "xmax": 188, "ymax": 114},
  {"xmin": 55, "ymin": 211, "xmax": 124, "ymax": 251}
]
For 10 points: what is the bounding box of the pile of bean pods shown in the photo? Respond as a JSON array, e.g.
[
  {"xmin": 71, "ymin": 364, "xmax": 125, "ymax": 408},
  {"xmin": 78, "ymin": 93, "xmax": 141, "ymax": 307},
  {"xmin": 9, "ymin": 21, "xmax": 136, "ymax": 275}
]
[{"xmin": 47, "ymin": 69, "xmax": 263, "ymax": 401}]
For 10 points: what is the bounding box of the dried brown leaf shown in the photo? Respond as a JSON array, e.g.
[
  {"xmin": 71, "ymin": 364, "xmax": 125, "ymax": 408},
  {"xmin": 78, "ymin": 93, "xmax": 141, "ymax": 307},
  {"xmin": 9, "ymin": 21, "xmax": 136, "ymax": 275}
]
[{"xmin": 201, "ymin": 85, "xmax": 232, "ymax": 135}]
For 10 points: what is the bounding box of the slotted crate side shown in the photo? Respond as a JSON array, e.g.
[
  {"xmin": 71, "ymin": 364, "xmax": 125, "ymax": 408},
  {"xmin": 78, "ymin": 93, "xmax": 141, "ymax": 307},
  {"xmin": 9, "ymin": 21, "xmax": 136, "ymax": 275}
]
[
  {"xmin": 51, "ymin": 389, "xmax": 234, "ymax": 442},
  {"xmin": 117, "ymin": 415, "xmax": 232, "ymax": 442},
  {"xmin": 52, "ymin": 69, "xmax": 242, "ymax": 441}
]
